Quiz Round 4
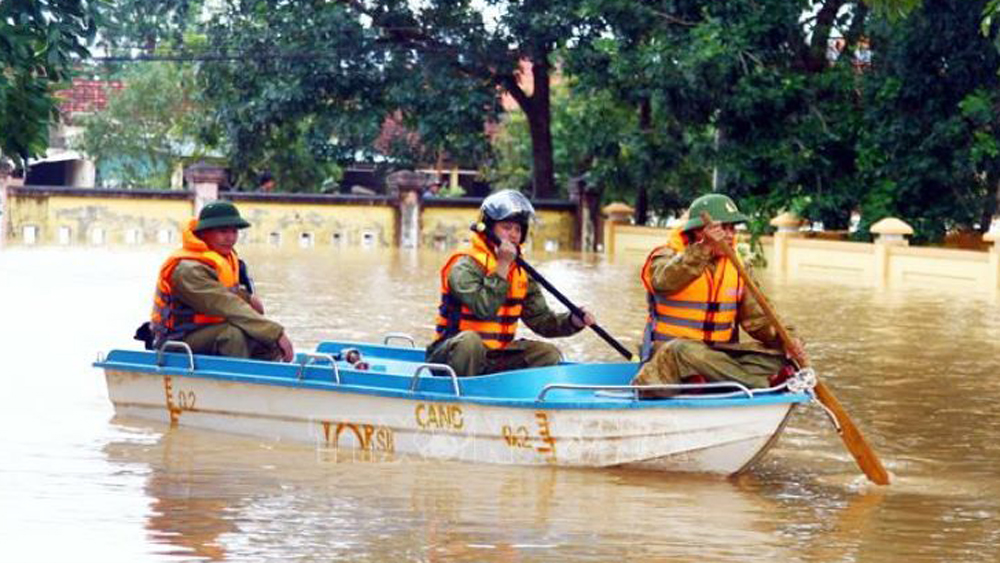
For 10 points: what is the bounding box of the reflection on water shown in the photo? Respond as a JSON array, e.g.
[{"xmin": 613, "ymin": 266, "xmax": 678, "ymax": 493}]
[{"xmin": 1, "ymin": 246, "xmax": 999, "ymax": 562}]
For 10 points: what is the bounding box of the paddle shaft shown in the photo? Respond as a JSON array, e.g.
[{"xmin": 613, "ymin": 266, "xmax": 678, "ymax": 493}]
[
  {"xmin": 475, "ymin": 225, "xmax": 634, "ymax": 360},
  {"xmin": 699, "ymin": 212, "xmax": 890, "ymax": 485}
]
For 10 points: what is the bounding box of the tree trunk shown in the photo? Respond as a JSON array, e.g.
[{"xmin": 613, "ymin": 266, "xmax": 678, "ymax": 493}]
[
  {"xmin": 635, "ymin": 97, "xmax": 652, "ymax": 225},
  {"xmin": 524, "ymin": 57, "xmax": 556, "ymax": 199}
]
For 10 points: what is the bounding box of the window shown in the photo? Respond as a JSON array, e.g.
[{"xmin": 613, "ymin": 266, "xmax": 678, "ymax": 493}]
[
  {"xmin": 90, "ymin": 227, "xmax": 106, "ymax": 245},
  {"xmin": 22, "ymin": 225, "xmax": 38, "ymax": 245},
  {"xmin": 58, "ymin": 226, "xmax": 72, "ymax": 245},
  {"xmin": 125, "ymin": 228, "xmax": 143, "ymax": 245},
  {"xmin": 157, "ymin": 229, "xmax": 174, "ymax": 244},
  {"xmin": 361, "ymin": 231, "xmax": 376, "ymax": 248},
  {"xmin": 299, "ymin": 232, "xmax": 314, "ymax": 248},
  {"xmin": 269, "ymin": 232, "xmax": 282, "ymax": 246},
  {"xmin": 331, "ymin": 232, "xmax": 343, "ymax": 246}
]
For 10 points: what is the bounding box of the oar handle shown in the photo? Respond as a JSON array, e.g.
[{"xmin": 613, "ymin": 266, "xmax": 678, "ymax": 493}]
[
  {"xmin": 472, "ymin": 224, "xmax": 634, "ymax": 360},
  {"xmin": 699, "ymin": 211, "xmax": 890, "ymax": 485}
]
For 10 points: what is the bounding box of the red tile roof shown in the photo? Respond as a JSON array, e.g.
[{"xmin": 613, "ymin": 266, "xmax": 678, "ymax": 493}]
[{"xmin": 56, "ymin": 78, "xmax": 124, "ymax": 117}]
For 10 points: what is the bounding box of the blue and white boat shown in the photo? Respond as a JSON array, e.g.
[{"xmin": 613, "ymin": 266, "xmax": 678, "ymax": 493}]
[{"xmin": 95, "ymin": 335, "xmax": 813, "ymax": 476}]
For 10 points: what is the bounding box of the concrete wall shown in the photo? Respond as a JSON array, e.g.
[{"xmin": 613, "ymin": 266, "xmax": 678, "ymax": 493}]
[
  {"xmin": 604, "ymin": 221, "xmax": 1000, "ymax": 292},
  {"xmin": 420, "ymin": 197, "xmax": 578, "ymax": 252},
  {"xmin": 5, "ymin": 187, "xmax": 191, "ymax": 246},
  {"xmin": 1, "ymin": 186, "xmax": 580, "ymax": 253},
  {"xmin": 228, "ymin": 195, "xmax": 397, "ymax": 249}
]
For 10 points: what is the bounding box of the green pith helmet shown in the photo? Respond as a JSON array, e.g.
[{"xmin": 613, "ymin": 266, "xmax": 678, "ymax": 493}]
[
  {"xmin": 682, "ymin": 194, "xmax": 748, "ymax": 232},
  {"xmin": 194, "ymin": 201, "xmax": 251, "ymax": 232}
]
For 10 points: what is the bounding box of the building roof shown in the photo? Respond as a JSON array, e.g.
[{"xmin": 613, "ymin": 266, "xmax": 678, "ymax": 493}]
[{"xmin": 56, "ymin": 78, "xmax": 124, "ymax": 119}]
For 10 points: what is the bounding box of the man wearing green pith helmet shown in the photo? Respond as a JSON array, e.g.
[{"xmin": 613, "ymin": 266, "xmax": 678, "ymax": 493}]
[
  {"xmin": 150, "ymin": 201, "xmax": 294, "ymax": 362},
  {"xmin": 633, "ymin": 194, "xmax": 807, "ymax": 398}
]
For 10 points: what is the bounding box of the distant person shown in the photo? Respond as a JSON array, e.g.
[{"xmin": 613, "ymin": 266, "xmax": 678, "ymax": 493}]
[
  {"xmin": 258, "ymin": 172, "xmax": 276, "ymax": 193},
  {"xmin": 426, "ymin": 190, "xmax": 595, "ymax": 376},
  {"xmin": 633, "ymin": 194, "xmax": 805, "ymax": 397},
  {"xmin": 149, "ymin": 201, "xmax": 294, "ymax": 361}
]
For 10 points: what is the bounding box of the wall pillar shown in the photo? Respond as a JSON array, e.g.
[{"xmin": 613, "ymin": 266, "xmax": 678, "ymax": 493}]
[
  {"xmin": 870, "ymin": 217, "xmax": 913, "ymax": 289},
  {"xmin": 985, "ymin": 229, "xmax": 1000, "ymax": 291},
  {"xmin": 569, "ymin": 176, "xmax": 600, "ymax": 252},
  {"xmin": 387, "ymin": 170, "xmax": 427, "ymax": 249},
  {"xmin": 769, "ymin": 211, "xmax": 803, "ymax": 280},
  {"xmin": 601, "ymin": 202, "xmax": 634, "ymax": 255},
  {"xmin": 0, "ymin": 162, "xmax": 10, "ymax": 249},
  {"xmin": 183, "ymin": 161, "xmax": 225, "ymax": 216}
]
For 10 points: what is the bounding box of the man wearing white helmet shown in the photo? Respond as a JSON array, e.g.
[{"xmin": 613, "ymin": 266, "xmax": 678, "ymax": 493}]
[{"xmin": 427, "ymin": 190, "xmax": 595, "ymax": 376}]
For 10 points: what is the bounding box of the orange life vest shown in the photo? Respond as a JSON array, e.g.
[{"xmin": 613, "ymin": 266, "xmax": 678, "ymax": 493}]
[
  {"xmin": 640, "ymin": 229, "xmax": 744, "ymax": 360},
  {"xmin": 150, "ymin": 219, "xmax": 240, "ymax": 346},
  {"xmin": 433, "ymin": 232, "xmax": 530, "ymax": 350}
]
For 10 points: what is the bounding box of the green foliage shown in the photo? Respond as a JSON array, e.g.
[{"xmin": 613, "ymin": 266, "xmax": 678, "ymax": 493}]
[
  {"xmin": 75, "ymin": 62, "xmax": 209, "ymax": 188},
  {"xmin": 0, "ymin": 0, "xmax": 99, "ymax": 165},
  {"xmin": 856, "ymin": 0, "xmax": 1000, "ymax": 242}
]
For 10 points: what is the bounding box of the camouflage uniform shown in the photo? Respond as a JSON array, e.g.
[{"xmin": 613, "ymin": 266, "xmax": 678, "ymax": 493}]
[
  {"xmin": 169, "ymin": 260, "xmax": 285, "ymax": 360},
  {"xmin": 426, "ymin": 256, "xmax": 583, "ymax": 376},
  {"xmin": 633, "ymin": 241, "xmax": 792, "ymax": 396}
]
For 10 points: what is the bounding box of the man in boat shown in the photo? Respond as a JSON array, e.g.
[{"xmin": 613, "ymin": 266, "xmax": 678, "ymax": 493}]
[
  {"xmin": 426, "ymin": 190, "xmax": 596, "ymax": 376},
  {"xmin": 149, "ymin": 201, "xmax": 295, "ymax": 362},
  {"xmin": 633, "ymin": 194, "xmax": 805, "ymax": 398}
]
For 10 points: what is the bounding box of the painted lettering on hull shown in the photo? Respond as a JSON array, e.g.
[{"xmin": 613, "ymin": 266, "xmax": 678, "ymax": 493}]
[
  {"xmin": 321, "ymin": 421, "xmax": 395, "ymax": 454},
  {"xmin": 162, "ymin": 375, "xmax": 197, "ymax": 426},
  {"xmin": 500, "ymin": 413, "xmax": 557, "ymax": 463},
  {"xmin": 415, "ymin": 403, "xmax": 464, "ymax": 430}
]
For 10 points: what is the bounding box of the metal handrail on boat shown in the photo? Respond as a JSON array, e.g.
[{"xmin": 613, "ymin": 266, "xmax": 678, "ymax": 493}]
[
  {"xmin": 409, "ymin": 363, "xmax": 461, "ymax": 397},
  {"xmin": 296, "ymin": 352, "xmax": 341, "ymax": 384},
  {"xmin": 383, "ymin": 332, "xmax": 417, "ymax": 348},
  {"xmin": 536, "ymin": 381, "xmax": 755, "ymax": 402},
  {"xmin": 156, "ymin": 341, "xmax": 195, "ymax": 372}
]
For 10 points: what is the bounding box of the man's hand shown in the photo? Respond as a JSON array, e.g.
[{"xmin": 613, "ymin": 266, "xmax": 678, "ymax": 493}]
[
  {"xmin": 277, "ymin": 332, "xmax": 294, "ymax": 363},
  {"xmin": 495, "ymin": 239, "xmax": 518, "ymax": 276},
  {"xmin": 249, "ymin": 295, "xmax": 265, "ymax": 315},
  {"xmin": 571, "ymin": 307, "xmax": 596, "ymax": 329},
  {"xmin": 785, "ymin": 337, "xmax": 808, "ymax": 366},
  {"xmin": 696, "ymin": 219, "xmax": 733, "ymax": 258}
]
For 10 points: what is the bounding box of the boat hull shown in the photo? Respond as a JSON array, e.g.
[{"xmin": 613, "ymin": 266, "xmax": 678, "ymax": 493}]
[{"xmin": 104, "ymin": 366, "xmax": 796, "ymax": 475}]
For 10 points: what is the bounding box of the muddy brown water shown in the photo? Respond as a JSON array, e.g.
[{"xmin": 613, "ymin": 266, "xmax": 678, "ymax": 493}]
[{"xmin": 1, "ymin": 246, "xmax": 998, "ymax": 562}]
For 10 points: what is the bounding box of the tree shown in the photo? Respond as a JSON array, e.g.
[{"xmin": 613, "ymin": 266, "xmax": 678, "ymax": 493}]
[
  {"xmin": 0, "ymin": 0, "xmax": 98, "ymax": 166},
  {"xmin": 189, "ymin": 0, "xmax": 610, "ymax": 198},
  {"xmin": 75, "ymin": 62, "xmax": 210, "ymax": 188},
  {"xmin": 856, "ymin": 0, "xmax": 1000, "ymax": 241}
]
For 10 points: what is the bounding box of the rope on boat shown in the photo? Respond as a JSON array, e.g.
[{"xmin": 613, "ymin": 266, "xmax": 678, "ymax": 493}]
[{"xmin": 786, "ymin": 367, "xmax": 841, "ymax": 432}]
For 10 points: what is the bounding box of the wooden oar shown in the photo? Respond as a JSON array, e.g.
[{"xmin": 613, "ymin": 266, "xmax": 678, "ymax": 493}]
[
  {"xmin": 699, "ymin": 211, "xmax": 890, "ymax": 485},
  {"xmin": 473, "ymin": 224, "xmax": 634, "ymax": 360}
]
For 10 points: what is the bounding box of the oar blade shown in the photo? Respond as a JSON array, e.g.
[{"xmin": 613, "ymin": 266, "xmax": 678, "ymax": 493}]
[{"xmin": 814, "ymin": 381, "xmax": 891, "ymax": 485}]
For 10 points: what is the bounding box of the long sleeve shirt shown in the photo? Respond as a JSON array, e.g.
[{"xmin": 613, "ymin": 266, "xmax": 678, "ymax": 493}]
[
  {"xmin": 171, "ymin": 260, "xmax": 285, "ymax": 345},
  {"xmin": 645, "ymin": 242, "xmax": 789, "ymax": 352},
  {"xmin": 447, "ymin": 256, "xmax": 583, "ymax": 338}
]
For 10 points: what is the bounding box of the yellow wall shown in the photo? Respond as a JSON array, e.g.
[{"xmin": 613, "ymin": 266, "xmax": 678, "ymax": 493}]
[
  {"xmin": 421, "ymin": 205, "xmax": 577, "ymax": 252},
  {"xmin": 606, "ymin": 223, "xmax": 1000, "ymax": 292},
  {"xmin": 4, "ymin": 190, "xmax": 577, "ymax": 252},
  {"xmin": 9, "ymin": 193, "xmax": 191, "ymax": 245},
  {"xmin": 235, "ymin": 201, "xmax": 396, "ymax": 249},
  {"xmin": 421, "ymin": 206, "xmax": 477, "ymax": 251}
]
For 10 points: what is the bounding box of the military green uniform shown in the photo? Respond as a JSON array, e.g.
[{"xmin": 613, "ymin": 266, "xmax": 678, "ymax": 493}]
[
  {"xmin": 426, "ymin": 256, "xmax": 583, "ymax": 376},
  {"xmin": 171, "ymin": 261, "xmax": 285, "ymax": 360},
  {"xmin": 634, "ymin": 242, "xmax": 792, "ymax": 396}
]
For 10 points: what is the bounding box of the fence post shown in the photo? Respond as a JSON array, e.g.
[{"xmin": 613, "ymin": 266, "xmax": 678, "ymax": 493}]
[
  {"xmin": 769, "ymin": 211, "xmax": 803, "ymax": 279},
  {"xmin": 184, "ymin": 162, "xmax": 224, "ymax": 216},
  {"xmin": 0, "ymin": 162, "xmax": 9, "ymax": 249},
  {"xmin": 870, "ymin": 217, "xmax": 913, "ymax": 289},
  {"xmin": 985, "ymin": 228, "xmax": 1000, "ymax": 291},
  {"xmin": 601, "ymin": 202, "xmax": 634, "ymax": 256},
  {"xmin": 387, "ymin": 170, "xmax": 426, "ymax": 249}
]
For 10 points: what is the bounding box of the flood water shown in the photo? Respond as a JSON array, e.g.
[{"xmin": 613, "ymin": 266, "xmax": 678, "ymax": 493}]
[{"xmin": 2, "ymin": 245, "xmax": 999, "ymax": 562}]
